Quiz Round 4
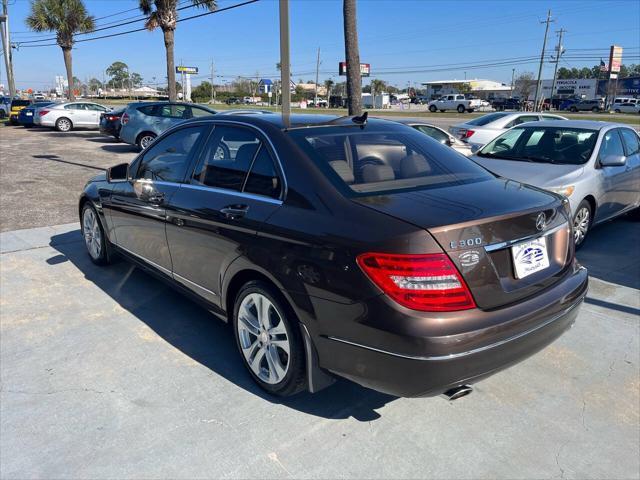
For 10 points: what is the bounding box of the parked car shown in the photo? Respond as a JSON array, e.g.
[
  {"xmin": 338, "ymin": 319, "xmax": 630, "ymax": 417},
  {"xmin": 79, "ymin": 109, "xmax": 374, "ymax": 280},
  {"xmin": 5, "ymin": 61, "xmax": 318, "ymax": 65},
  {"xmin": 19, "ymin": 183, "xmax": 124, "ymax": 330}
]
[
  {"xmin": 33, "ymin": 93, "xmax": 46, "ymax": 101},
  {"xmin": 216, "ymin": 109, "xmax": 274, "ymax": 116},
  {"xmin": 559, "ymin": 98, "xmax": 580, "ymax": 111},
  {"xmin": 79, "ymin": 114, "xmax": 588, "ymax": 398},
  {"xmin": 394, "ymin": 119, "xmax": 473, "ymax": 155},
  {"xmin": 613, "ymin": 99, "xmax": 640, "ymax": 114},
  {"xmin": 450, "ymin": 112, "xmax": 567, "ymax": 147},
  {"xmin": 492, "ymin": 98, "xmax": 521, "ymax": 111},
  {"xmin": 35, "ymin": 101, "xmax": 110, "ymax": 131},
  {"xmin": 427, "ymin": 94, "xmax": 483, "ymax": 113},
  {"xmin": 225, "ymin": 97, "xmax": 242, "ymax": 105},
  {"xmin": 8, "ymin": 99, "xmax": 32, "ymax": 125},
  {"xmin": 568, "ymin": 99, "xmax": 605, "ymax": 112},
  {"xmin": 119, "ymin": 102, "xmax": 217, "ymax": 150},
  {"xmin": 17, "ymin": 101, "xmax": 56, "ymax": 127},
  {"xmin": 99, "ymin": 108, "xmax": 126, "ymax": 139},
  {"xmin": 472, "ymin": 120, "xmax": 640, "ymax": 247}
]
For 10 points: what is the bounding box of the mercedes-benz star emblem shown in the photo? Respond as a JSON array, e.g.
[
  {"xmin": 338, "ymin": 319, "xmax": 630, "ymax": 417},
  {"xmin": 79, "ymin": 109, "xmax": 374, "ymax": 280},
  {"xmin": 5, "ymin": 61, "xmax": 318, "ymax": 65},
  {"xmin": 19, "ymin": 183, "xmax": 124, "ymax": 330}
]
[{"xmin": 536, "ymin": 212, "xmax": 547, "ymax": 231}]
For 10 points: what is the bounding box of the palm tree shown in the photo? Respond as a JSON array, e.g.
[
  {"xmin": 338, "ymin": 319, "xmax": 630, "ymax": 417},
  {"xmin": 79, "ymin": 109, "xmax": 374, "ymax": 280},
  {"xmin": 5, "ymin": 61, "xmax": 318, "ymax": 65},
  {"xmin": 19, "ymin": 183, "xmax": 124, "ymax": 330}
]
[
  {"xmin": 139, "ymin": 0, "xmax": 217, "ymax": 102},
  {"xmin": 370, "ymin": 78, "xmax": 387, "ymax": 103},
  {"xmin": 343, "ymin": 0, "xmax": 362, "ymax": 115},
  {"xmin": 26, "ymin": 0, "xmax": 95, "ymax": 102},
  {"xmin": 324, "ymin": 78, "xmax": 334, "ymax": 105}
]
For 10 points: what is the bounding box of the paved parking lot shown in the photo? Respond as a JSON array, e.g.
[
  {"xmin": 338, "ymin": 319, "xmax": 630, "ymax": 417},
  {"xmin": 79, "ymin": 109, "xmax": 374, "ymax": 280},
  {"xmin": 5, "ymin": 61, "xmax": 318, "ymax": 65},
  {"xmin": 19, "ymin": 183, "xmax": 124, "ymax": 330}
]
[{"xmin": 1, "ymin": 123, "xmax": 639, "ymax": 479}]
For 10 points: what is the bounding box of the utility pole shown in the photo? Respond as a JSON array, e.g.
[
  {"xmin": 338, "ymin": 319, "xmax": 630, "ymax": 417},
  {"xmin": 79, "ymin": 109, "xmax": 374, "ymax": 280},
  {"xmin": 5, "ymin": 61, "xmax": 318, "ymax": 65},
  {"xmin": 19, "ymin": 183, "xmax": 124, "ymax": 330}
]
[
  {"xmin": 211, "ymin": 58, "xmax": 216, "ymax": 103},
  {"xmin": 279, "ymin": 0, "xmax": 291, "ymax": 119},
  {"xmin": 534, "ymin": 10, "xmax": 554, "ymax": 112},
  {"xmin": 314, "ymin": 47, "xmax": 320, "ymax": 106},
  {"xmin": 1, "ymin": 0, "xmax": 16, "ymax": 97},
  {"xmin": 550, "ymin": 28, "xmax": 566, "ymax": 111},
  {"xmin": 511, "ymin": 68, "xmax": 516, "ymax": 97}
]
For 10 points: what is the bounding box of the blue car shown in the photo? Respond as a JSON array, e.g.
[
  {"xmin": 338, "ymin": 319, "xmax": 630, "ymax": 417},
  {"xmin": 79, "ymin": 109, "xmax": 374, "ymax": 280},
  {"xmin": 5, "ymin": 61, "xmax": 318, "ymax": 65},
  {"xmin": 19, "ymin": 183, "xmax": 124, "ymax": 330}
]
[
  {"xmin": 18, "ymin": 101, "xmax": 56, "ymax": 127},
  {"xmin": 559, "ymin": 99, "xmax": 579, "ymax": 111}
]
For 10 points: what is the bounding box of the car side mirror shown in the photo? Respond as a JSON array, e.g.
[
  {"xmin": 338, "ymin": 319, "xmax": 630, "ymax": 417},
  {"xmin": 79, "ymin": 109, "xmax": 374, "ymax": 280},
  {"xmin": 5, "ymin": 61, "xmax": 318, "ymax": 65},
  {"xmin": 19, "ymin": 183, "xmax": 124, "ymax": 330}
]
[
  {"xmin": 470, "ymin": 144, "xmax": 482, "ymax": 154},
  {"xmin": 107, "ymin": 162, "xmax": 129, "ymax": 182},
  {"xmin": 600, "ymin": 154, "xmax": 626, "ymax": 167}
]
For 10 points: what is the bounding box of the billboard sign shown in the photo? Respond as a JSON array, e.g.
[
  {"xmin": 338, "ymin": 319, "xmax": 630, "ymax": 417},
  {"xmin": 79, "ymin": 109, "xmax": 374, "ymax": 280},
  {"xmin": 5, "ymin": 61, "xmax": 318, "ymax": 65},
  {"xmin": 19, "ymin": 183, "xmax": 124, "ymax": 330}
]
[
  {"xmin": 339, "ymin": 62, "xmax": 371, "ymax": 77},
  {"xmin": 609, "ymin": 45, "xmax": 623, "ymax": 73},
  {"xmin": 176, "ymin": 66, "xmax": 198, "ymax": 74}
]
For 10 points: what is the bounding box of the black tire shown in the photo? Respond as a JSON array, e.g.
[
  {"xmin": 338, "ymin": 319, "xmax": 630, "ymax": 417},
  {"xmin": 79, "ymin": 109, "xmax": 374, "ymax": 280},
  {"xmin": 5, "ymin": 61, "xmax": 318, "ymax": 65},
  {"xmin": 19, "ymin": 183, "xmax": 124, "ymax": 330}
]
[
  {"xmin": 429, "ymin": 105, "xmax": 437, "ymax": 113},
  {"xmin": 572, "ymin": 200, "xmax": 592, "ymax": 249},
  {"xmin": 467, "ymin": 109, "xmax": 474, "ymax": 113},
  {"xmin": 55, "ymin": 117, "xmax": 73, "ymax": 132},
  {"xmin": 137, "ymin": 132, "xmax": 157, "ymax": 151},
  {"xmin": 439, "ymin": 109, "xmax": 445, "ymax": 113},
  {"xmin": 591, "ymin": 106, "xmax": 600, "ymax": 113},
  {"xmin": 570, "ymin": 106, "xmax": 578, "ymax": 113},
  {"xmin": 457, "ymin": 105, "xmax": 465, "ymax": 113},
  {"xmin": 615, "ymin": 109, "xmax": 621, "ymax": 113},
  {"xmin": 232, "ymin": 280, "xmax": 306, "ymax": 397},
  {"xmin": 81, "ymin": 203, "xmax": 112, "ymax": 265}
]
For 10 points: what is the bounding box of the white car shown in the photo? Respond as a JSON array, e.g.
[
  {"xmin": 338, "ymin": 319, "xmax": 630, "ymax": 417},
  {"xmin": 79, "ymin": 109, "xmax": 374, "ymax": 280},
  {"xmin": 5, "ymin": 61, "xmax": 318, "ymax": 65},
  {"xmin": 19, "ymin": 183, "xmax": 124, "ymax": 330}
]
[
  {"xmin": 35, "ymin": 101, "xmax": 110, "ymax": 132},
  {"xmin": 449, "ymin": 112, "xmax": 567, "ymax": 147},
  {"xmin": 613, "ymin": 99, "xmax": 640, "ymax": 114},
  {"xmin": 427, "ymin": 94, "xmax": 483, "ymax": 113}
]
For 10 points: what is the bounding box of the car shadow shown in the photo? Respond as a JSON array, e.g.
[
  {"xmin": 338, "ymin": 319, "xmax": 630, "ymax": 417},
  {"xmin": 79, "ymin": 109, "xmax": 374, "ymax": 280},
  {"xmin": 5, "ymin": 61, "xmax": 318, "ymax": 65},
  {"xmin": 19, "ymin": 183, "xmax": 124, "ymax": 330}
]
[
  {"xmin": 39, "ymin": 131, "xmax": 105, "ymax": 139},
  {"xmin": 100, "ymin": 144, "xmax": 138, "ymax": 153},
  {"xmin": 86, "ymin": 137, "xmax": 120, "ymax": 144},
  {"xmin": 49, "ymin": 230, "xmax": 396, "ymax": 421},
  {"xmin": 576, "ymin": 215, "xmax": 640, "ymax": 290}
]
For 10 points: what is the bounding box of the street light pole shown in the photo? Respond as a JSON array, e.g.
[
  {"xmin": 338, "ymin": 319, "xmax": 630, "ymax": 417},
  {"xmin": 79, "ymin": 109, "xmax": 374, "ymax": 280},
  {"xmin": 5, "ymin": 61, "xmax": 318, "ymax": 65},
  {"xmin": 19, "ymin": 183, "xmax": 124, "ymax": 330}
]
[
  {"xmin": 550, "ymin": 28, "xmax": 566, "ymax": 111},
  {"xmin": 1, "ymin": 0, "xmax": 16, "ymax": 96},
  {"xmin": 534, "ymin": 10, "xmax": 554, "ymax": 112},
  {"xmin": 279, "ymin": 0, "xmax": 291, "ymax": 119},
  {"xmin": 511, "ymin": 68, "xmax": 515, "ymax": 97}
]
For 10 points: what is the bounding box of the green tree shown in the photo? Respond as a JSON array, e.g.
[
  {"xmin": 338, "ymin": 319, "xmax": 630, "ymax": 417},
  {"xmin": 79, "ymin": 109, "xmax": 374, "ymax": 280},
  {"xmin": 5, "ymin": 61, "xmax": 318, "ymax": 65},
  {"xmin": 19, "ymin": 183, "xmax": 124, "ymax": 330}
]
[
  {"xmin": 26, "ymin": 0, "xmax": 95, "ymax": 101},
  {"xmin": 106, "ymin": 61, "xmax": 130, "ymax": 89},
  {"xmin": 343, "ymin": 0, "xmax": 362, "ymax": 115},
  {"xmin": 191, "ymin": 81, "xmax": 213, "ymax": 102},
  {"xmin": 88, "ymin": 78, "xmax": 102, "ymax": 94},
  {"xmin": 139, "ymin": 0, "xmax": 217, "ymax": 102},
  {"xmin": 514, "ymin": 71, "xmax": 535, "ymax": 100},
  {"xmin": 130, "ymin": 72, "xmax": 143, "ymax": 88},
  {"xmin": 324, "ymin": 78, "xmax": 334, "ymax": 103}
]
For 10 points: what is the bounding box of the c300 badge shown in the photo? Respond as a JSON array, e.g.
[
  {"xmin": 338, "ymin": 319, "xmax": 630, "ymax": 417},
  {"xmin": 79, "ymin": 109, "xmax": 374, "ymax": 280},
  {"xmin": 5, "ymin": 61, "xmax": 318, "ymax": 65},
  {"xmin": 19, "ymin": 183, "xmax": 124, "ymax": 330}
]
[{"xmin": 459, "ymin": 250, "xmax": 481, "ymax": 267}]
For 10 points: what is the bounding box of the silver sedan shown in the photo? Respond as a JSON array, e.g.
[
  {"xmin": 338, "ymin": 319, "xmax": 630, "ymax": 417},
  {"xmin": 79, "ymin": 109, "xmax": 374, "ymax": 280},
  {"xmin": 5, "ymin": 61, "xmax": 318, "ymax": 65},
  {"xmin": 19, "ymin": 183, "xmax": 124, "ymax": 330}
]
[
  {"xmin": 472, "ymin": 120, "xmax": 640, "ymax": 247},
  {"xmin": 393, "ymin": 119, "xmax": 473, "ymax": 155}
]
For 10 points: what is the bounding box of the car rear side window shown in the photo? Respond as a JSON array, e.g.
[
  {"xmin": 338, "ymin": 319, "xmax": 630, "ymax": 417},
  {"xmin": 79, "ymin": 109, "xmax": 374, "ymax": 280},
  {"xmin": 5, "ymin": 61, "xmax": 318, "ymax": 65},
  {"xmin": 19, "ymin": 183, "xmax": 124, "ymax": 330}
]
[
  {"xmin": 137, "ymin": 105, "xmax": 158, "ymax": 116},
  {"xmin": 289, "ymin": 126, "xmax": 492, "ymax": 196},
  {"xmin": 136, "ymin": 125, "xmax": 207, "ymax": 183},
  {"xmin": 414, "ymin": 125, "xmax": 449, "ymax": 144},
  {"xmin": 191, "ymin": 125, "xmax": 261, "ymax": 192},
  {"xmin": 160, "ymin": 104, "xmax": 189, "ymax": 119},
  {"xmin": 243, "ymin": 147, "xmax": 282, "ymax": 199},
  {"xmin": 465, "ymin": 112, "xmax": 509, "ymax": 126},
  {"xmin": 620, "ymin": 128, "xmax": 640, "ymax": 155}
]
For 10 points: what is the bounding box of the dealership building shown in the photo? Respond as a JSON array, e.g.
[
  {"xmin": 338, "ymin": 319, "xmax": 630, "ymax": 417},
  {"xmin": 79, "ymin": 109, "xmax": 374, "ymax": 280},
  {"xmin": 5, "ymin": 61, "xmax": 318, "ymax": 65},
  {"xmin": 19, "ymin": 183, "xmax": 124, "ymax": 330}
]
[{"xmin": 421, "ymin": 79, "xmax": 512, "ymax": 99}]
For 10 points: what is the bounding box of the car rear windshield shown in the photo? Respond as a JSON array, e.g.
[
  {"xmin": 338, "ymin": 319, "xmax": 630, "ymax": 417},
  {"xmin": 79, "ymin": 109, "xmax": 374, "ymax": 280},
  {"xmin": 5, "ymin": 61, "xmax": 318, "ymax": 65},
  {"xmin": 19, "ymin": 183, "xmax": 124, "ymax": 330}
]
[
  {"xmin": 288, "ymin": 125, "xmax": 493, "ymax": 196},
  {"xmin": 11, "ymin": 100, "xmax": 31, "ymax": 107},
  {"xmin": 464, "ymin": 112, "xmax": 509, "ymax": 126},
  {"xmin": 477, "ymin": 126, "xmax": 599, "ymax": 165}
]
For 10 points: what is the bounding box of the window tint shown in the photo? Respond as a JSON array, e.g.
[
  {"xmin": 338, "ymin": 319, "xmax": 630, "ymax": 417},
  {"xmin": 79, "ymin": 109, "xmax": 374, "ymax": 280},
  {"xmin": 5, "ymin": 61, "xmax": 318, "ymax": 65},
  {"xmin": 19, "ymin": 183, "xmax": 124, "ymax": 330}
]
[
  {"xmin": 244, "ymin": 146, "xmax": 282, "ymax": 199},
  {"xmin": 64, "ymin": 104, "xmax": 82, "ymax": 110},
  {"xmin": 465, "ymin": 112, "xmax": 509, "ymax": 126},
  {"xmin": 190, "ymin": 106, "xmax": 213, "ymax": 118},
  {"xmin": 11, "ymin": 100, "xmax": 31, "ymax": 107},
  {"xmin": 138, "ymin": 105, "xmax": 158, "ymax": 116},
  {"xmin": 620, "ymin": 128, "xmax": 640, "ymax": 155},
  {"xmin": 191, "ymin": 126, "xmax": 261, "ymax": 191},
  {"xmin": 509, "ymin": 115, "xmax": 539, "ymax": 127},
  {"xmin": 414, "ymin": 125, "xmax": 449, "ymax": 144},
  {"xmin": 289, "ymin": 127, "xmax": 492, "ymax": 196},
  {"xmin": 598, "ymin": 130, "xmax": 625, "ymax": 160},
  {"xmin": 136, "ymin": 125, "xmax": 206, "ymax": 182},
  {"xmin": 160, "ymin": 104, "xmax": 189, "ymax": 119},
  {"xmin": 87, "ymin": 104, "xmax": 107, "ymax": 111}
]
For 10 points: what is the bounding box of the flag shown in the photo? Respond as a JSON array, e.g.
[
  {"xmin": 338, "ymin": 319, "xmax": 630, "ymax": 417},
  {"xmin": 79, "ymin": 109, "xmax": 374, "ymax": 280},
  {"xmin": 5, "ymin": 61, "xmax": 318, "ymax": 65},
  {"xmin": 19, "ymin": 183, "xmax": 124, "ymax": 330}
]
[{"xmin": 599, "ymin": 59, "xmax": 608, "ymax": 72}]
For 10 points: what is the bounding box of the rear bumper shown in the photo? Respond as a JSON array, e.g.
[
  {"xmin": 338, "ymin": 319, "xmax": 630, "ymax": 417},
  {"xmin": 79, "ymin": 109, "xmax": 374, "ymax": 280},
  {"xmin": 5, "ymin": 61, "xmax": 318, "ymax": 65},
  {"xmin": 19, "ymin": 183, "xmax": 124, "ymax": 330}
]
[{"xmin": 312, "ymin": 263, "xmax": 588, "ymax": 397}]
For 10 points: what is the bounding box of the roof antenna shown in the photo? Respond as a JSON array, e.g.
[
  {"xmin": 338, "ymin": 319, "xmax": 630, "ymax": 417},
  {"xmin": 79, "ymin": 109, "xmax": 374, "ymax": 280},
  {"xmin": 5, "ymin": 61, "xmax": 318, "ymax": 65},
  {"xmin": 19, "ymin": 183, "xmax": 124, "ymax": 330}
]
[{"xmin": 352, "ymin": 111, "xmax": 368, "ymax": 127}]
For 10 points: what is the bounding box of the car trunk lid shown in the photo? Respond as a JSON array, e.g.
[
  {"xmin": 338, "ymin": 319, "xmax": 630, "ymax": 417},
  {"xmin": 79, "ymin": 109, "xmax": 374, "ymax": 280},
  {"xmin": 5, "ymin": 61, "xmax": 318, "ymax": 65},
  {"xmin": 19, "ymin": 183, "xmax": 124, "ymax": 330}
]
[{"xmin": 354, "ymin": 178, "xmax": 572, "ymax": 310}]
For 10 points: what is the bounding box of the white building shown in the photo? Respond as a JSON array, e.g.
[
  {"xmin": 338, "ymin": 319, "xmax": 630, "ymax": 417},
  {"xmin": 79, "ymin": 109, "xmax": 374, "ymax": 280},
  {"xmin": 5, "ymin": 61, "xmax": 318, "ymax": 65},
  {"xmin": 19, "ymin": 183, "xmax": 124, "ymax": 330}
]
[
  {"xmin": 534, "ymin": 78, "xmax": 598, "ymax": 101},
  {"xmin": 421, "ymin": 79, "xmax": 512, "ymax": 99}
]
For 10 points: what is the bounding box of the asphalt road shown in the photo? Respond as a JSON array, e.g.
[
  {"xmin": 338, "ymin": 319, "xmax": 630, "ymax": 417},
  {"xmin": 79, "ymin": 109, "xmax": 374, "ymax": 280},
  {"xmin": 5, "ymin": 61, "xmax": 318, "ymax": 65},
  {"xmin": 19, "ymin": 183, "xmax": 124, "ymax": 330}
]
[{"xmin": 0, "ymin": 121, "xmax": 639, "ymax": 479}]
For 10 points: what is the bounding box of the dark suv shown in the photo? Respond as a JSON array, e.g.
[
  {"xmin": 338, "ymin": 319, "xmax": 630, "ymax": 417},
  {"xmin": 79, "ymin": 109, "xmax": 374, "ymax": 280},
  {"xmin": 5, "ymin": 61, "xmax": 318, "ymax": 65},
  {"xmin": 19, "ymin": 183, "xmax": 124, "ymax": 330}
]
[
  {"xmin": 492, "ymin": 98, "xmax": 521, "ymax": 111},
  {"xmin": 569, "ymin": 99, "xmax": 605, "ymax": 112},
  {"xmin": 79, "ymin": 114, "xmax": 588, "ymax": 398}
]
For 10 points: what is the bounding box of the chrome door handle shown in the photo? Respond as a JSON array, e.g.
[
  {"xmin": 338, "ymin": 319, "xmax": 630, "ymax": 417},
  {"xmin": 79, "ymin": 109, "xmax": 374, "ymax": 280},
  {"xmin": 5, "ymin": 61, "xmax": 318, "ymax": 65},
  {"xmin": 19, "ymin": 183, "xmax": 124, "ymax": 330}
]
[
  {"xmin": 147, "ymin": 192, "xmax": 165, "ymax": 205},
  {"xmin": 220, "ymin": 205, "xmax": 249, "ymax": 220}
]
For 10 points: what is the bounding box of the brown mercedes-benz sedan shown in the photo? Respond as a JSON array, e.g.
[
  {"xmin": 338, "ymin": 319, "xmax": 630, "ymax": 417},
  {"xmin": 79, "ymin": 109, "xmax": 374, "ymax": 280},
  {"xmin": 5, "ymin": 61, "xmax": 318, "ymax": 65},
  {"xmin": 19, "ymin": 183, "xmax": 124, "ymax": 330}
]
[{"xmin": 79, "ymin": 114, "xmax": 588, "ymax": 398}]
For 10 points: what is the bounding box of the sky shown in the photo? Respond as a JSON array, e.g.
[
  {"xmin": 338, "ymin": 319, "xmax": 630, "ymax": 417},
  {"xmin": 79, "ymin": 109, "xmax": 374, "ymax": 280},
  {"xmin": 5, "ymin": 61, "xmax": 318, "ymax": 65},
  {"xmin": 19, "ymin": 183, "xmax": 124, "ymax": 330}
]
[{"xmin": 3, "ymin": 0, "xmax": 640, "ymax": 91}]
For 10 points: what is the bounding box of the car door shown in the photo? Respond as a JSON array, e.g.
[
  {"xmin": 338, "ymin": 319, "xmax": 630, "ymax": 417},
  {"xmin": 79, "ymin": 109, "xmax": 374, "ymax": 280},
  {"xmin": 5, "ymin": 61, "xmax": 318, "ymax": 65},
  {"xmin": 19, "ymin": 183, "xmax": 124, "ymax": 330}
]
[
  {"xmin": 63, "ymin": 103, "xmax": 84, "ymax": 124},
  {"xmin": 594, "ymin": 128, "xmax": 631, "ymax": 221},
  {"xmin": 619, "ymin": 128, "xmax": 640, "ymax": 209},
  {"xmin": 106, "ymin": 124, "xmax": 209, "ymax": 274},
  {"xmin": 87, "ymin": 104, "xmax": 107, "ymax": 127},
  {"xmin": 166, "ymin": 123, "xmax": 284, "ymax": 305}
]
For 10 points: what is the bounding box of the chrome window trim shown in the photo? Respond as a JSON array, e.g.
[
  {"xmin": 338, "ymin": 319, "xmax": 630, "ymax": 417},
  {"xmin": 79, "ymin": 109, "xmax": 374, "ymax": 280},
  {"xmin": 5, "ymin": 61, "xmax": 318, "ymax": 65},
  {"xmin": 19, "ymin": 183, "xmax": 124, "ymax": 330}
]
[
  {"xmin": 180, "ymin": 183, "xmax": 283, "ymax": 205},
  {"xmin": 483, "ymin": 222, "xmax": 568, "ymax": 252},
  {"xmin": 116, "ymin": 244, "xmax": 172, "ymax": 276},
  {"xmin": 173, "ymin": 272, "xmax": 218, "ymax": 297},
  {"xmin": 328, "ymin": 299, "xmax": 582, "ymax": 362}
]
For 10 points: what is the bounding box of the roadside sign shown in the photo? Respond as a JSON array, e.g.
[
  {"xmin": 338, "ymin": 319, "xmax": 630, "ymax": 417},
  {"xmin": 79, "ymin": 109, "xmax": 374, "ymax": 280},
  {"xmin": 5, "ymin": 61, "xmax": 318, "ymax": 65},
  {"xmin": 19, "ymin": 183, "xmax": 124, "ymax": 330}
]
[
  {"xmin": 338, "ymin": 62, "xmax": 371, "ymax": 77},
  {"xmin": 176, "ymin": 66, "xmax": 198, "ymax": 74},
  {"xmin": 609, "ymin": 45, "xmax": 623, "ymax": 73}
]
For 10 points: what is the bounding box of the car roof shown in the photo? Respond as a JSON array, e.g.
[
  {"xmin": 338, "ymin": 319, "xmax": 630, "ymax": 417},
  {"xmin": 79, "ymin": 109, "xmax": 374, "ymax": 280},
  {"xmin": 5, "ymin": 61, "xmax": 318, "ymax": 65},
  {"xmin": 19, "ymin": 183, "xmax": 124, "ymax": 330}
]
[{"xmin": 507, "ymin": 119, "xmax": 630, "ymax": 129}]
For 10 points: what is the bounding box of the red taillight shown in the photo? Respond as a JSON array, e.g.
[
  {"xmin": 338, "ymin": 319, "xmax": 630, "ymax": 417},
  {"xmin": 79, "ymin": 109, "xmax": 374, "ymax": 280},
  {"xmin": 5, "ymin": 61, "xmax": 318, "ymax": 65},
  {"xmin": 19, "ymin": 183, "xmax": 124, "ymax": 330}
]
[
  {"xmin": 463, "ymin": 129, "xmax": 475, "ymax": 138},
  {"xmin": 39, "ymin": 109, "xmax": 50, "ymax": 117},
  {"xmin": 121, "ymin": 112, "xmax": 129, "ymax": 125},
  {"xmin": 356, "ymin": 253, "xmax": 476, "ymax": 312}
]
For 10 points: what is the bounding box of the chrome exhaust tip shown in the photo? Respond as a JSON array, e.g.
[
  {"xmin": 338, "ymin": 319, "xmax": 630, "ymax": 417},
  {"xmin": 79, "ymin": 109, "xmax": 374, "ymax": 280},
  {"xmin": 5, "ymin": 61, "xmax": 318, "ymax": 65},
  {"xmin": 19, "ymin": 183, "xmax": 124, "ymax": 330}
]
[{"xmin": 441, "ymin": 385, "xmax": 473, "ymax": 401}]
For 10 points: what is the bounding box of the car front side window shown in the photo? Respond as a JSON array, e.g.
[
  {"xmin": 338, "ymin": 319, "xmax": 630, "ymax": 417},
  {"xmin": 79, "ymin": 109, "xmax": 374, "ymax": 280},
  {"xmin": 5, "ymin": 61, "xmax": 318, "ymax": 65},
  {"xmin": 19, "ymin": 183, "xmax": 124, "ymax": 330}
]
[
  {"xmin": 620, "ymin": 128, "xmax": 640, "ymax": 155},
  {"xmin": 136, "ymin": 125, "xmax": 207, "ymax": 183}
]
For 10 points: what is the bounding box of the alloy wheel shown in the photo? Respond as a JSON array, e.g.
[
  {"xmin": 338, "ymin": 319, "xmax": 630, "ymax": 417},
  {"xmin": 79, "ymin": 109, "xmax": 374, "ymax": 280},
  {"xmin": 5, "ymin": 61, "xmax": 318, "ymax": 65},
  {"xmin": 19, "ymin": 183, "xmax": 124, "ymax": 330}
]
[
  {"xmin": 57, "ymin": 119, "xmax": 71, "ymax": 132},
  {"xmin": 139, "ymin": 135, "xmax": 155, "ymax": 150},
  {"xmin": 573, "ymin": 206, "xmax": 590, "ymax": 245},
  {"xmin": 237, "ymin": 293, "xmax": 290, "ymax": 385},
  {"xmin": 83, "ymin": 207, "xmax": 102, "ymax": 260}
]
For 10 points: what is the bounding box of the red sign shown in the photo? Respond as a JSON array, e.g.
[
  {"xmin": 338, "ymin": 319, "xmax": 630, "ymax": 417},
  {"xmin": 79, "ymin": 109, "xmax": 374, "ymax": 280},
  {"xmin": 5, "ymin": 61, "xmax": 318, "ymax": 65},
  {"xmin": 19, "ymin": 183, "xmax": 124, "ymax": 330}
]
[
  {"xmin": 609, "ymin": 45, "xmax": 623, "ymax": 73},
  {"xmin": 339, "ymin": 62, "xmax": 371, "ymax": 77}
]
